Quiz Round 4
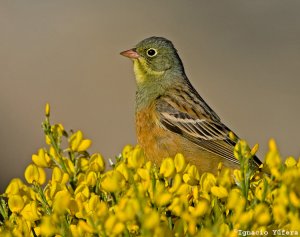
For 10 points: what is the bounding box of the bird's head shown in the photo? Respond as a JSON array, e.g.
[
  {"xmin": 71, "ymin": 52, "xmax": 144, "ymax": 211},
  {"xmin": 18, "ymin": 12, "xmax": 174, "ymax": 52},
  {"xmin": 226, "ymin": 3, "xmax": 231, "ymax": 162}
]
[{"xmin": 121, "ymin": 37, "xmax": 184, "ymax": 85}]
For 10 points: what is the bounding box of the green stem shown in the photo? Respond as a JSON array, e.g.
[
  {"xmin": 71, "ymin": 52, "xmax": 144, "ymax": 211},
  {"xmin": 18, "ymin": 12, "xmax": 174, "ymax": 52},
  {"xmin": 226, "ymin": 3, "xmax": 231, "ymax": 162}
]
[
  {"xmin": 0, "ymin": 198, "xmax": 8, "ymax": 220},
  {"xmin": 111, "ymin": 192, "xmax": 117, "ymax": 205},
  {"xmin": 62, "ymin": 214, "xmax": 71, "ymax": 237},
  {"xmin": 168, "ymin": 216, "xmax": 173, "ymax": 230},
  {"xmin": 42, "ymin": 120, "xmax": 68, "ymax": 173},
  {"xmin": 35, "ymin": 184, "xmax": 51, "ymax": 215}
]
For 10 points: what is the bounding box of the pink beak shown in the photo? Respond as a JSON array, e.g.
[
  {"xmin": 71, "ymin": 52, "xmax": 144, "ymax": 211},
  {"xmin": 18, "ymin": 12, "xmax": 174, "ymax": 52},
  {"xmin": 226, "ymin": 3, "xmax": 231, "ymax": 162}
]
[{"xmin": 120, "ymin": 48, "xmax": 140, "ymax": 59}]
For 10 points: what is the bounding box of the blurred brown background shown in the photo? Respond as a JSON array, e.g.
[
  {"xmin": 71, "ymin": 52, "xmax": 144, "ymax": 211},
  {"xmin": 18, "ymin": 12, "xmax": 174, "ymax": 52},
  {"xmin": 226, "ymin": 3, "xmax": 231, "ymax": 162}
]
[{"xmin": 1, "ymin": 1, "xmax": 300, "ymax": 192}]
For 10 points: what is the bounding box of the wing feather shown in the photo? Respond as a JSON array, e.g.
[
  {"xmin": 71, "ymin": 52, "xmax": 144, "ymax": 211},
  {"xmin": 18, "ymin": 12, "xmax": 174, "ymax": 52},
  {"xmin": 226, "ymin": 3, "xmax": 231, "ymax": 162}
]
[
  {"xmin": 156, "ymin": 89, "xmax": 241, "ymax": 165},
  {"xmin": 155, "ymin": 84, "xmax": 262, "ymax": 167},
  {"xmin": 156, "ymin": 83, "xmax": 262, "ymax": 168}
]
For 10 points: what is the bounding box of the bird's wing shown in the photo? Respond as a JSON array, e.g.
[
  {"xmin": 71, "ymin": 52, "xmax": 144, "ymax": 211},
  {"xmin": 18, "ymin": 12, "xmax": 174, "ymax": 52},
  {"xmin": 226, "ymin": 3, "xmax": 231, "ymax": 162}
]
[
  {"xmin": 156, "ymin": 89, "xmax": 262, "ymax": 167},
  {"xmin": 155, "ymin": 87, "xmax": 253, "ymax": 166}
]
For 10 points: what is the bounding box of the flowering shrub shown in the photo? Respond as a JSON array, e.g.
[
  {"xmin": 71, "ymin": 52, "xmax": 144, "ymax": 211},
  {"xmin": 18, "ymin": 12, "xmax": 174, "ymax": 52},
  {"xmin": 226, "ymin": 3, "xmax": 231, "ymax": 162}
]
[{"xmin": 0, "ymin": 104, "xmax": 300, "ymax": 237}]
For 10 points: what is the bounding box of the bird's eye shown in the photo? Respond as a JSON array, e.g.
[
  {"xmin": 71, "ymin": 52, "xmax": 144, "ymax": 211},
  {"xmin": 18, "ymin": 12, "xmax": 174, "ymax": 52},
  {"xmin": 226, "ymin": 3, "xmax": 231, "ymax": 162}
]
[{"xmin": 146, "ymin": 48, "xmax": 157, "ymax": 57}]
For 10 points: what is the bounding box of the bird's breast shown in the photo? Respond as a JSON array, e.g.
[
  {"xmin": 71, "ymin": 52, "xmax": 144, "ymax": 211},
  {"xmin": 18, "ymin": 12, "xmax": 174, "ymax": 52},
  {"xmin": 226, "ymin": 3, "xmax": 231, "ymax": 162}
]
[
  {"xmin": 136, "ymin": 102, "xmax": 173, "ymax": 163},
  {"xmin": 135, "ymin": 102, "xmax": 240, "ymax": 174}
]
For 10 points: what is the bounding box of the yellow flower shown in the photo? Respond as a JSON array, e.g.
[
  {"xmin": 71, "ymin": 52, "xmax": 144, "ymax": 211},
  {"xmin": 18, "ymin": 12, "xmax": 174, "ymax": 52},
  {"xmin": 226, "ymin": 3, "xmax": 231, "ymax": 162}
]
[
  {"xmin": 168, "ymin": 197, "xmax": 186, "ymax": 216},
  {"xmin": 137, "ymin": 168, "xmax": 150, "ymax": 181},
  {"xmin": 137, "ymin": 168, "xmax": 151, "ymax": 190},
  {"xmin": 24, "ymin": 164, "xmax": 46, "ymax": 185},
  {"xmin": 269, "ymin": 138, "xmax": 277, "ymax": 152},
  {"xmin": 68, "ymin": 198, "xmax": 79, "ymax": 216},
  {"xmin": 234, "ymin": 140, "xmax": 251, "ymax": 160},
  {"xmin": 188, "ymin": 219, "xmax": 197, "ymax": 235},
  {"xmin": 145, "ymin": 160, "xmax": 152, "ymax": 171},
  {"xmin": 5, "ymin": 178, "xmax": 24, "ymax": 196},
  {"xmin": 39, "ymin": 215, "xmax": 58, "ymax": 236},
  {"xmin": 48, "ymin": 146, "xmax": 59, "ymax": 162},
  {"xmin": 155, "ymin": 192, "xmax": 172, "ymax": 207},
  {"xmin": 169, "ymin": 174, "xmax": 182, "ymax": 193},
  {"xmin": 233, "ymin": 169, "xmax": 242, "ymax": 183},
  {"xmin": 76, "ymin": 173, "xmax": 85, "ymax": 184},
  {"xmin": 24, "ymin": 163, "xmax": 38, "ymax": 183},
  {"xmin": 217, "ymin": 168, "xmax": 233, "ymax": 188},
  {"xmin": 229, "ymin": 131, "xmax": 238, "ymax": 142},
  {"xmin": 122, "ymin": 144, "xmax": 133, "ymax": 159},
  {"xmin": 255, "ymin": 180, "xmax": 266, "ymax": 201},
  {"xmin": 288, "ymin": 212, "xmax": 300, "ymax": 231},
  {"xmin": 190, "ymin": 199, "xmax": 209, "ymax": 217},
  {"xmin": 265, "ymin": 139, "xmax": 281, "ymax": 170},
  {"xmin": 199, "ymin": 228, "xmax": 214, "ymax": 237},
  {"xmin": 116, "ymin": 163, "xmax": 129, "ymax": 181},
  {"xmin": 290, "ymin": 191, "xmax": 300, "ymax": 208},
  {"xmin": 200, "ymin": 172, "xmax": 216, "ymax": 192},
  {"xmin": 86, "ymin": 194, "xmax": 101, "ymax": 216},
  {"xmin": 281, "ymin": 168, "xmax": 299, "ymax": 187},
  {"xmin": 239, "ymin": 210, "xmax": 253, "ymax": 226},
  {"xmin": 175, "ymin": 183, "xmax": 190, "ymax": 196},
  {"xmin": 11, "ymin": 217, "xmax": 31, "ymax": 237},
  {"xmin": 53, "ymin": 190, "xmax": 71, "ymax": 214},
  {"xmin": 227, "ymin": 189, "xmax": 244, "ymax": 211},
  {"xmin": 174, "ymin": 153, "xmax": 186, "ymax": 173},
  {"xmin": 89, "ymin": 153, "xmax": 105, "ymax": 172},
  {"xmin": 211, "ymin": 186, "xmax": 228, "ymax": 198},
  {"xmin": 273, "ymin": 184, "xmax": 289, "ymax": 207},
  {"xmin": 143, "ymin": 209, "xmax": 160, "ymax": 229},
  {"xmin": 33, "ymin": 227, "xmax": 41, "ymax": 236},
  {"xmin": 183, "ymin": 165, "xmax": 200, "ymax": 185},
  {"xmin": 69, "ymin": 129, "xmax": 83, "ymax": 149},
  {"xmin": 112, "ymin": 222, "xmax": 125, "ymax": 236},
  {"xmin": 85, "ymin": 171, "xmax": 97, "ymax": 187},
  {"xmin": 273, "ymin": 204, "xmax": 287, "ymax": 225},
  {"xmin": 160, "ymin": 157, "xmax": 175, "ymax": 178},
  {"xmin": 192, "ymin": 186, "xmax": 199, "ymax": 201},
  {"xmin": 64, "ymin": 158, "xmax": 75, "ymax": 175},
  {"xmin": 51, "ymin": 167, "xmax": 69, "ymax": 184},
  {"xmin": 69, "ymin": 130, "xmax": 92, "ymax": 152},
  {"xmin": 127, "ymin": 224, "xmax": 139, "ymax": 235},
  {"xmin": 285, "ymin": 156, "xmax": 297, "ymax": 167},
  {"xmin": 115, "ymin": 198, "xmax": 139, "ymax": 222},
  {"xmin": 78, "ymin": 157, "xmax": 89, "ymax": 172},
  {"xmin": 74, "ymin": 183, "xmax": 90, "ymax": 201},
  {"xmin": 45, "ymin": 135, "xmax": 51, "ymax": 145},
  {"xmin": 219, "ymin": 223, "xmax": 230, "ymax": 236},
  {"xmin": 70, "ymin": 224, "xmax": 84, "ymax": 237},
  {"xmin": 101, "ymin": 170, "xmax": 125, "ymax": 193},
  {"xmin": 78, "ymin": 139, "xmax": 92, "ymax": 152},
  {"xmin": 20, "ymin": 201, "xmax": 40, "ymax": 222},
  {"xmin": 254, "ymin": 203, "xmax": 270, "ymax": 226},
  {"xmin": 93, "ymin": 200, "xmax": 108, "ymax": 218},
  {"xmin": 8, "ymin": 195, "xmax": 24, "ymax": 213},
  {"xmin": 127, "ymin": 145, "xmax": 145, "ymax": 169},
  {"xmin": 45, "ymin": 103, "xmax": 50, "ymax": 117},
  {"xmin": 51, "ymin": 167, "xmax": 60, "ymax": 183},
  {"xmin": 78, "ymin": 220, "xmax": 94, "ymax": 234},
  {"xmin": 51, "ymin": 124, "xmax": 65, "ymax": 137},
  {"xmin": 251, "ymin": 144, "xmax": 259, "ymax": 156},
  {"xmin": 32, "ymin": 148, "xmax": 52, "ymax": 168},
  {"xmin": 105, "ymin": 215, "xmax": 125, "ymax": 235}
]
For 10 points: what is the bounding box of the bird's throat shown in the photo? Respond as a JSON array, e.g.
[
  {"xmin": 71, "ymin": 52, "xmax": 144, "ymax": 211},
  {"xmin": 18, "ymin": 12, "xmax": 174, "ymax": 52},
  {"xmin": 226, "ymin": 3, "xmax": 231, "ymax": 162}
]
[
  {"xmin": 133, "ymin": 58, "xmax": 164, "ymax": 84},
  {"xmin": 133, "ymin": 59, "xmax": 167, "ymax": 111}
]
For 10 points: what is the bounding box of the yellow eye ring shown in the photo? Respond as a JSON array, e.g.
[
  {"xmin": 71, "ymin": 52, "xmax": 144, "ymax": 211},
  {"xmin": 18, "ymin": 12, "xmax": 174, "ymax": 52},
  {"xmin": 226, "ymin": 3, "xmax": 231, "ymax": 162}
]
[{"xmin": 146, "ymin": 48, "xmax": 157, "ymax": 57}]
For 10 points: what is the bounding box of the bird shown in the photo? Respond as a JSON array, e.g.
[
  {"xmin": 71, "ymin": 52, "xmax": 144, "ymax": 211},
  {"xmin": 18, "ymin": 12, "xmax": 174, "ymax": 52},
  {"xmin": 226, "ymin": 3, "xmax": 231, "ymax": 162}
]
[{"xmin": 120, "ymin": 36, "xmax": 261, "ymax": 174}]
